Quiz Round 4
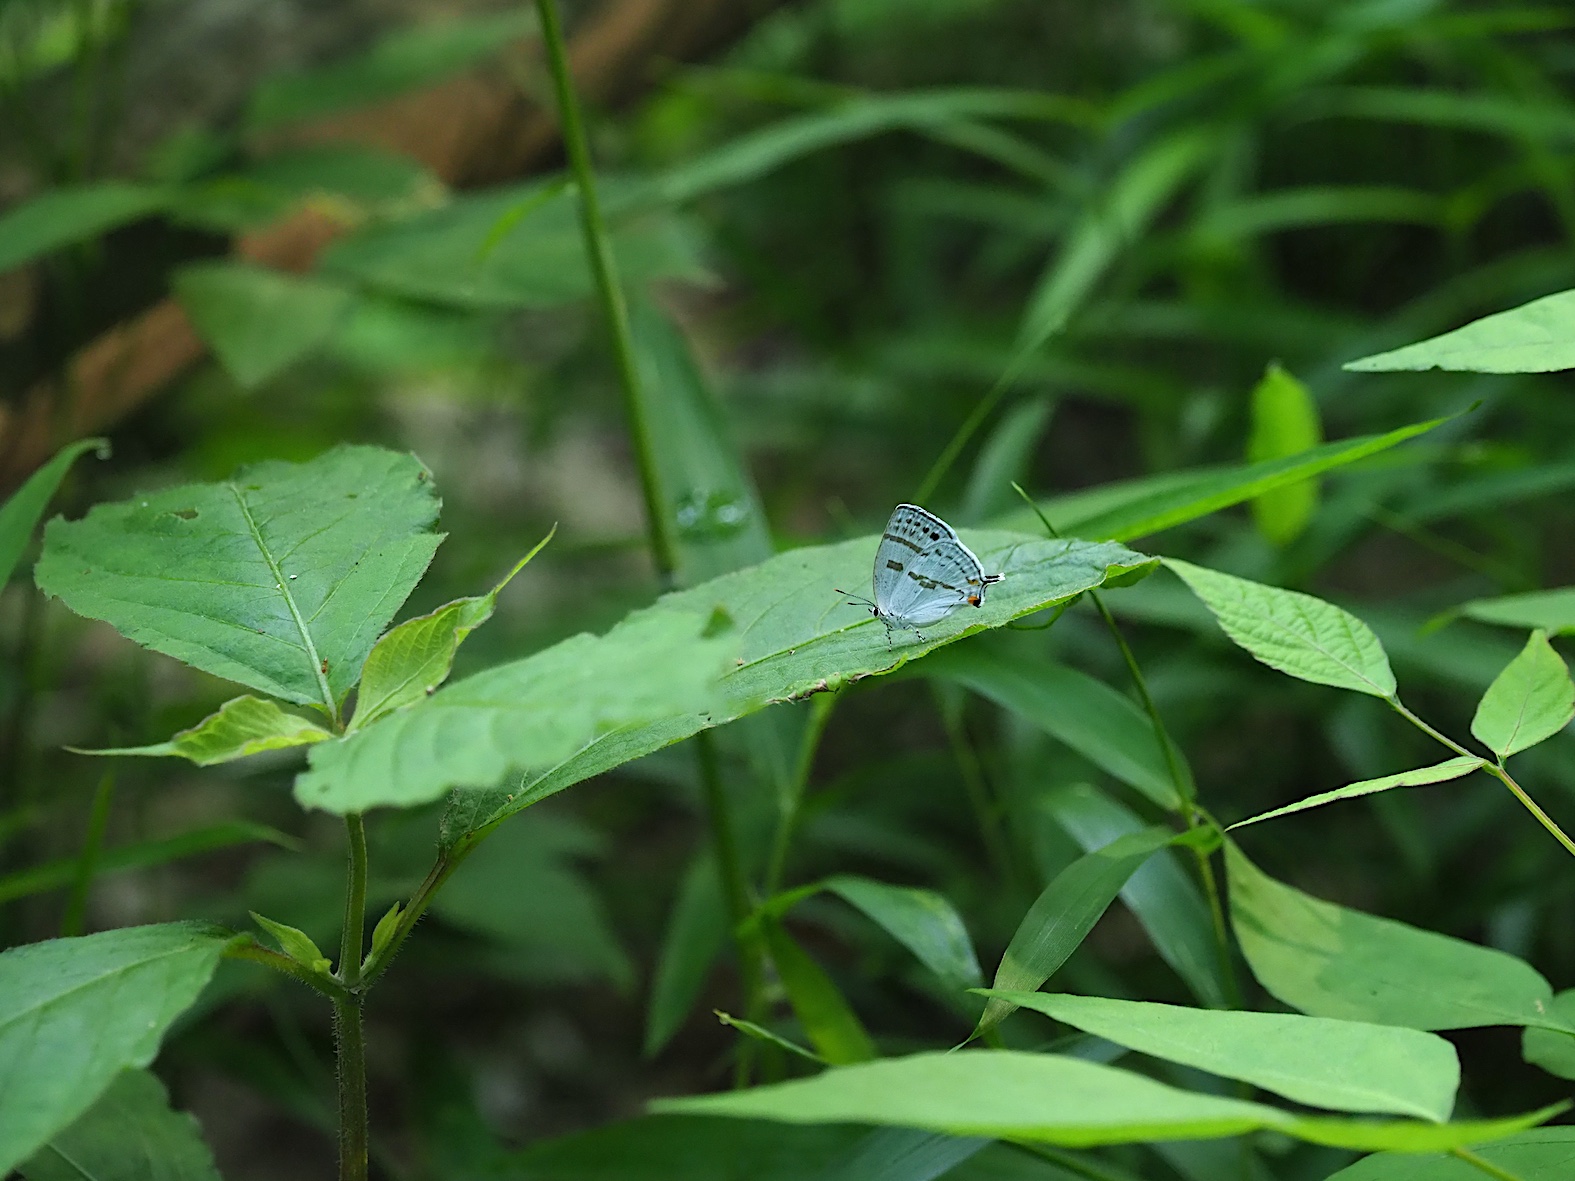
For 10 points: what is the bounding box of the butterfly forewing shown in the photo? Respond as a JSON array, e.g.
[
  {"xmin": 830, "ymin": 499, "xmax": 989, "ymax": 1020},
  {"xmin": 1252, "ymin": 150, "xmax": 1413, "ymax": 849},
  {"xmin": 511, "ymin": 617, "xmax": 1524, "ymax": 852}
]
[{"xmin": 871, "ymin": 503, "xmax": 1004, "ymax": 630}]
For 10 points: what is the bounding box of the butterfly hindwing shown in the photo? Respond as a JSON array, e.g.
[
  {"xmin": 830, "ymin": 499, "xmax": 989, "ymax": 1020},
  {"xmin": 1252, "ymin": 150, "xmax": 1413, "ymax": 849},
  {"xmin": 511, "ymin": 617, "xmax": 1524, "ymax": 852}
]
[{"xmin": 871, "ymin": 503, "xmax": 1004, "ymax": 632}]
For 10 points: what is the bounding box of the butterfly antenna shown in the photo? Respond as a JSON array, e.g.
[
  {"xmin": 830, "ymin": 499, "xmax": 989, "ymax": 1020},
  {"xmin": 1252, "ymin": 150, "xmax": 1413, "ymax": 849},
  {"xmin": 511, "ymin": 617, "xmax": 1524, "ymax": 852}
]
[{"xmin": 834, "ymin": 587, "xmax": 877, "ymax": 610}]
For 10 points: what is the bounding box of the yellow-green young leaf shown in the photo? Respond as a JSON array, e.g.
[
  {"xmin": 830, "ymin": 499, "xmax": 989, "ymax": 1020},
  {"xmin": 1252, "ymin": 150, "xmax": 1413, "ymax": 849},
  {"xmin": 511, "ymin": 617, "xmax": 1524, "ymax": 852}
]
[
  {"xmin": 364, "ymin": 902, "xmax": 403, "ymax": 970},
  {"xmin": 19, "ymin": 1069, "xmax": 220, "ymax": 1181},
  {"xmin": 1228, "ymin": 756, "xmax": 1485, "ymax": 831},
  {"xmin": 1164, "ymin": 558, "xmax": 1396, "ymax": 698},
  {"xmin": 652, "ymin": 1050, "xmax": 1557, "ymax": 1153},
  {"xmin": 762, "ymin": 918, "xmax": 877, "ymax": 1065},
  {"xmin": 1247, "ymin": 363, "xmax": 1322, "ymax": 545},
  {"xmin": 0, "ymin": 922, "xmax": 234, "ymax": 1175},
  {"xmin": 350, "ymin": 529, "xmax": 554, "ymax": 732},
  {"xmin": 75, "ymin": 696, "xmax": 331, "ymax": 765},
  {"xmin": 979, "ymin": 826, "xmax": 1176, "ymax": 1032},
  {"xmin": 1471, "ymin": 630, "xmax": 1575, "ymax": 759},
  {"xmin": 36, "ymin": 445, "xmax": 442, "ymax": 711},
  {"xmin": 1226, "ymin": 842, "xmax": 1568, "ymax": 1032},
  {"xmin": 1523, "ymin": 990, "xmax": 1575, "ymax": 1082},
  {"xmin": 984, "ymin": 991, "xmax": 1458, "ymax": 1122},
  {"xmin": 250, "ymin": 912, "xmax": 331, "ymax": 973},
  {"xmin": 0, "ymin": 439, "xmax": 106, "ymax": 588},
  {"xmin": 1460, "ymin": 587, "xmax": 1575, "ymax": 635},
  {"xmin": 1345, "ymin": 288, "xmax": 1575, "ymax": 374},
  {"xmin": 1327, "ymin": 1127, "xmax": 1575, "ymax": 1181}
]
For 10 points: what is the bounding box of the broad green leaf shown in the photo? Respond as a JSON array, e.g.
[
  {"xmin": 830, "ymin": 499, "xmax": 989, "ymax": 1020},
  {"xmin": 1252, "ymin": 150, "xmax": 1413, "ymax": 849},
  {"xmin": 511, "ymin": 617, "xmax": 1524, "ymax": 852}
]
[
  {"xmin": 0, "ymin": 922, "xmax": 234, "ymax": 1174},
  {"xmin": 0, "ymin": 821, "xmax": 298, "ymax": 906},
  {"xmin": 430, "ymin": 813, "xmax": 632, "ymax": 988},
  {"xmin": 1346, "ymin": 288, "xmax": 1575, "ymax": 373},
  {"xmin": 246, "ymin": 11, "xmax": 536, "ymax": 130},
  {"xmin": 250, "ymin": 912, "xmax": 331, "ymax": 973},
  {"xmin": 653, "ymin": 1050, "xmax": 1554, "ymax": 1153},
  {"xmin": 321, "ymin": 181, "xmax": 708, "ymax": 310},
  {"xmin": 75, "ymin": 695, "xmax": 332, "ymax": 765},
  {"xmin": 297, "ymin": 605, "xmax": 732, "ymax": 814},
  {"xmin": 327, "ymin": 533, "xmax": 1155, "ymax": 821},
  {"xmin": 1459, "ymin": 588, "xmax": 1575, "ymax": 635},
  {"xmin": 928, "ymin": 642, "xmax": 1186, "ymax": 810},
  {"xmin": 1247, "ymin": 363, "xmax": 1322, "ymax": 545},
  {"xmin": 631, "ymin": 298, "xmax": 773, "ymax": 585},
  {"xmin": 1226, "ymin": 843, "xmax": 1567, "ymax": 1031},
  {"xmin": 1228, "ymin": 756, "xmax": 1485, "ymax": 831},
  {"xmin": 173, "ymin": 261, "xmax": 355, "ymax": 388},
  {"xmin": 1042, "ymin": 784, "xmax": 1228, "ymax": 1009},
  {"xmin": 0, "ymin": 438, "xmax": 105, "ymax": 587},
  {"xmin": 959, "ymin": 396, "xmax": 1055, "ymax": 524},
  {"xmin": 994, "ymin": 417, "xmax": 1444, "ymax": 542},
  {"xmin": 1015, "ymin": 129, "xmax": 1217, "ymax": 357},
  {"xmin": 762, "ymin": 918, "xmax": 876, "ymax": 1065},
  {"xmin": 350, "ymin": 532, "xmax": 553, "ymax": 732},
  {"xmin": 985, "ymin": 992, "xmax": 1458, "ymax": 1122},
  {"xmin": 1471, "ymin": 630, "xmax": 1575, "ymax": 759},
  {"xmin": 823, "ymin": 875, "xmax": 982, "ymax": 993},
  {"xmin": 36, "ymin": 445, "xmax": 442, "ymax": 711},
  {"xmin": 0, "ymin": 183, "xmax": 166, "ymax": 273},
  {"xmin": 19, "ymin": 1069, "xmax": 220, "ymax": 1181},
  {"xmin": 979, "ymin": 827, "xmax": 1176, "ymax": 1031},
  {"xmin": 1522, "ymin": 990, "xmax": 1575, "ymax": 1081},
  {"xmin": 1326, "ymin": 1127, "xmax": 1575, "ymax": 1180},
  {"xmin": 646, "ymin": 854, "xmax": 727, "ymax": 1057},
  {"xmin": 1196, "ymin": 186, "xmax": 1445, "ymax": 240},
  {"xmin": 1164, "ymin": 558, "xmax": 1396, "ymax": 698}
]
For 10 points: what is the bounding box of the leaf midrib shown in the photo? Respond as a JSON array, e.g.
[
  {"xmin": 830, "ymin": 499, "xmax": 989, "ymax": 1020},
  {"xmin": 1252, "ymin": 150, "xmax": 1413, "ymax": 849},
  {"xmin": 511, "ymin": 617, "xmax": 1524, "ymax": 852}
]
[{"xmin": 229, "ymin": 484, "xmax": 336, "ymax": 714}]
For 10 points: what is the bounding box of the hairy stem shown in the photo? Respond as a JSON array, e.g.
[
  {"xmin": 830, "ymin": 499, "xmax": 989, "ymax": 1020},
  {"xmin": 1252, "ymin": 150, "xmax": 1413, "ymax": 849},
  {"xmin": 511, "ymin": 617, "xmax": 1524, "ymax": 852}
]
[
  {"xmin": 224, "ymin": 938, "xmax": 349, "ymax": 1002},
  {"xmin": 334, "ymin": 814, "xmax": 369, "ymax": 1181},
  {"xmin": 61, "ymin": 769, "xmax": 115, "ymax": 937},
  {"xmin": 1391, "ymin": 699, "xmax": 1575, "ymax": 861}
]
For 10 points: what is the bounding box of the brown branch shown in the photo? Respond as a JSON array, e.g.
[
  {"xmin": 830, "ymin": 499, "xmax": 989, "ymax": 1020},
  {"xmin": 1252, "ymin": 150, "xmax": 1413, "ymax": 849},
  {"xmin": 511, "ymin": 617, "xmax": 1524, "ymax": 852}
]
[{"xmin": 0, "ymin": 0, "xmax": 775, "ymax": 489}]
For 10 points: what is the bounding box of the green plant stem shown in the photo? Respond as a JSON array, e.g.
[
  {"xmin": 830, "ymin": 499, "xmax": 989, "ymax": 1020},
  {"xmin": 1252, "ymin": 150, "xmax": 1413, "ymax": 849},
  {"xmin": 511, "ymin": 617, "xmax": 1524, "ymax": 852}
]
[
  {"xmin": 533, "ymin": 0, "xmax": 677, "ymax": 580},
  {"xmin": 933, "ymin": 684, "xmax": 1017, "ymax": 887},
  {"xmin": 225, "ymin": 938, "xmax": 349, "ymax": 1002},
  {"xmin": 60, "ymin": 768, "xmax": 115, "ymax": 936},
  {"xmin": 1391, "ymin": 699, "xmax": 1575, "ymax": 861},
  {"xmin": 334, "ymin": 813, "xmax": 369, "ymax": 1181},
  {"xmin": 763, "ymin": 692, "xmax": 839, "ymax": 895},
  {"xmin": 1450, "ymin": 1146, "xmax": 1529, "ymax": 1181}
]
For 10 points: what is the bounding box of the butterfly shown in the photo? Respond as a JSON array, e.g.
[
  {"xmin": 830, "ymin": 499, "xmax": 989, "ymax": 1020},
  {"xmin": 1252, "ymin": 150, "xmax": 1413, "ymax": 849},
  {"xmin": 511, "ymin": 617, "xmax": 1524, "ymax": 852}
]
[{"xmin": 838, "ymin": 503, "xmax": 1005, "ymax": 644}]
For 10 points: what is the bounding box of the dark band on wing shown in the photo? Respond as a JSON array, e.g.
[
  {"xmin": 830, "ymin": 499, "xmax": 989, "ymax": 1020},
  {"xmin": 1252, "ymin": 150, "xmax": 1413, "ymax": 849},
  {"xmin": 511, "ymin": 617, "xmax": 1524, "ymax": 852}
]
[
  {"xmin": 882, "ymin": 532, "xmax": 925, "ymax": 553},
  {"xmin": 885, "ymin": 559, "xmax": 905, "ymax": 571},
  {"xmin": 906, "ymin": 570, "xmax": 964, "ymax": 593}
]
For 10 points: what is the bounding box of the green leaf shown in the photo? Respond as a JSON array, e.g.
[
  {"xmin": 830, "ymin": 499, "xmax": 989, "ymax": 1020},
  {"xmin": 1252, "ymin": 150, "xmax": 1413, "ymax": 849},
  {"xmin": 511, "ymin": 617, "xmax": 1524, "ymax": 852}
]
[
  {"xmin": 19, "ymin": 1069, "xmax": 221, "ymax": 1181},
  {"xmin": 927, "ymin": 642, "xmax": 1186, "ymax": 810},
  {"xmin": 1459, "ymin": 588, "xmax": 1575, "ymax": 635},
  {"xmin": 1345, "ymin": 288, "xmax": 1575, "ymax": 373},
  {"xmin": 714, "ymin": 1011, "xmax": 825, "ymax": 1065},
  {"xmin": 960, "ymin": 396, "xmax": 1055, "ymax": 524},
  {"xmin": 173, "ymin": 261, "xmax": 355, "ymax": 388},
  {"xmin": 0, "ymin": 822, "xmax": 299, "ymax": 906},
  {"xmin": 645, "ymin": 854, "xmax": 727, "ymax": 1057},
  {"xmin": 36, "ymin": 445, "xmax": 442, "ymax": 711},
  {"xmin": 1228, "ymin": 756, "xmax": 1485, "ymax": 831},
  {"xmin": 653, "ymin": 1050, "xmax": 1556, "ymax": 1153},
  {"xmin": 984, "ymin": 992, "xmax": 1458, "ymax": 1122},
  {"xmin": 1471, "ymin": 630, "xmax": 1575, "ymax": 759},
  {"xmin": 1247, "ymin": 363, "xmax": 1322, "ymax": 545},
  {"xmin": 1226, "ymin": 842, "xmax": 1568, "ymax": 1032},
  {"xmin": 0, "ymin": 922, "xmax": 234, "ymax": 1174},
  {"xmin": 1522, "ymin": 990, "xmax": 1575, "ymax": 1081},
  {"xmin": 0, "ymin": 438, "xmax": 105, "ymax": 588},
  {"xmin": 429, "ymin": 814, "xmax": 632, "ymax": 988},
  {"xmin": 1164, "ymin": 558, "xmax": 1397, "ymax": 698},
  {"xmin": 762, "ymin": 918, "xmax": 877, "ymax": 1065},
  {"xmin": 995, "ymin": 417, "xmax": 1444, "ymax": 542},
  {"xmin": 322, "ymin": 181, "xmax": 708, "ymax": 310},
  {"xmin": 314, "ymin": 532, "xmax": 1155, "ymax": 818},
  {"xmin": 631, "ymin": 298, "xmax": 774, "ymax": 584},
  {"xmin": 1042, "ymin": 784, "xmax": 1228, "ymax": 1009},
  {"xmin": 0, "ymin": 183, "xmax": 166, "ymax": 273},
  {"xmin": 364, "ymin": 902, "xmax": 403, "ymax": 971},
  {"xmin": 350, "ymin": 531, "xmax": 554, "ymax": 732},
  {"xmin": 822, "ymin": 875, "xmax": 982, "ymax": 993},
  {"xmin": 250, "ymin": 912, "xmax": 331, "ymax": 974},
  {"xmin": 75, "ymin": 695, "xmax": 332, "ymax": 765},
  {"xmin": 1325, "ymin": 1127, "xmax": 1575, "ymax": 1180},
  {"xmin": 246, "ymin": 11, "xmax": 536, "ymax": 130},
  {"xmin": 979, "ymin": 827, "xmax": 1176, "ymax": 1032}
]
